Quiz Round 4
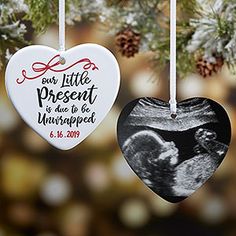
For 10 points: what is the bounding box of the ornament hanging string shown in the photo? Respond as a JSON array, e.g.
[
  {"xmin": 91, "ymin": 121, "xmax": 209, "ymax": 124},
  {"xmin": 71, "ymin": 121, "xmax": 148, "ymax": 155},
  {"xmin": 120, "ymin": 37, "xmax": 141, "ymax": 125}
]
[
  {"xmin": 15, "ymin": 0, "xmax": 100, "ymax": 85},
  {"xmin": 59, "ymin": 0, "xmax": 66, "ymax": 62},
  {"xmin": 169, "ymin": 0, "xmax": 177, "ymax": 116}
]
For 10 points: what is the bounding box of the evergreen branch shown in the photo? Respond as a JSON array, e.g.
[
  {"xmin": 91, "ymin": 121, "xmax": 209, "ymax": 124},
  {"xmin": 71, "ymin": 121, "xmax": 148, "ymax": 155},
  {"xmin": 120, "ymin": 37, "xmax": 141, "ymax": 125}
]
[
  {"xmin": 1, "ymin": 0, "xmax": 236, "ymax": 78},
  {"xmin": 24, "ymin": 0, "xmax": 57, "ymax": 33}
]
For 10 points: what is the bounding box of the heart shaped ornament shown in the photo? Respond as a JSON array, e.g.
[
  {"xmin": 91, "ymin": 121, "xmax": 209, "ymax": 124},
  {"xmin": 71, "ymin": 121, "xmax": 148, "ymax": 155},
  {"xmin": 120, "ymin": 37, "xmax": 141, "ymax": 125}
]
[
  {"xmin": 6, "ymin": 44, "xmax": 120, "ymax": 150},
  {"xmin": 117, "ymin": 97, "xmax": 231, "ymax": 203}
]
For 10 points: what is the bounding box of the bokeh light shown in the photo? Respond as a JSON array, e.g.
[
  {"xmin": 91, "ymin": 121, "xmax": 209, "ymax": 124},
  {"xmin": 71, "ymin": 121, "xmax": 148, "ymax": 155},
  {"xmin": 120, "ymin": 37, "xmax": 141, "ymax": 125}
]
[
  {"xmin": 0, "ymin": 17, "xmax": 236, "ymax": 236},
  {"xmin": 40, "ymin": 174, "xmax": 72, "ymax": 206},
  {"xmin": 119, "ymin": 198, "xmax": 150, "ymax": 228}
]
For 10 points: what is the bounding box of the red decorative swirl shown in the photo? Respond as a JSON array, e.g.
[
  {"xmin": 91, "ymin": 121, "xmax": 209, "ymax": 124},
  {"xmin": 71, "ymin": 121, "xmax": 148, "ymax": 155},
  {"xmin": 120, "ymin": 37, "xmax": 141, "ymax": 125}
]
[{"xmin": 16, "ymin": 54, "xmax": 99, "ymax": 84}]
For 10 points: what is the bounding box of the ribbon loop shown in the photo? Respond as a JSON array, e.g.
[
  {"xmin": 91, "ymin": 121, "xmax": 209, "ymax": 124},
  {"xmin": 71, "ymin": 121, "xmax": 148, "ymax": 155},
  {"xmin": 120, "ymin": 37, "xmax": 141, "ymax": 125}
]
[{"xmin": 16, "ymin": 55, "xmax": 99, "ymax": 84}]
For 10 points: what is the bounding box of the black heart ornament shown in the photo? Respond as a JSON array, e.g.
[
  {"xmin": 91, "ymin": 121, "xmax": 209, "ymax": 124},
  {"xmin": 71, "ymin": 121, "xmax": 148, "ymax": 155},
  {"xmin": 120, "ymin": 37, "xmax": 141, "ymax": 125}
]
[{"xmin": 117, "ymin": 97, "xmax": 231, "ymax": 203}]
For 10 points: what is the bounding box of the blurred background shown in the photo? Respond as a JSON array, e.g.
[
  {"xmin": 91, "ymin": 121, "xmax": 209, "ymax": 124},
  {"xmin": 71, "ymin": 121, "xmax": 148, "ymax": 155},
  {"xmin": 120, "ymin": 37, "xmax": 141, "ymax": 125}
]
[{"xmin": 1, "ymin": 13, "xmax": 236, "ymax": 236}]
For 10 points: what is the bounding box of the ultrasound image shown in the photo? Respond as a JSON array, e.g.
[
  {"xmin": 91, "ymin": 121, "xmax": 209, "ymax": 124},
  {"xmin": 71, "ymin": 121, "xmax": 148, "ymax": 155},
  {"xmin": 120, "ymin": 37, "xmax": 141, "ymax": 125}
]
[{"xmin": 117, "ymin": 97, "xmax": 231, "ymax": 203}]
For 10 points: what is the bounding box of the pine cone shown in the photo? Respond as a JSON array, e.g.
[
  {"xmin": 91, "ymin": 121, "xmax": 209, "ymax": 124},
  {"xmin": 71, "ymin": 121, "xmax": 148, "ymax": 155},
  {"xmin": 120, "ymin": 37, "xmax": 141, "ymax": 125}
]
[
  {"xmin": 196, "ymin": 56, "xmax": 224, "ymax": 78},
  {"xmin": 115, "ymin": 27, "xmax": 141, "ymax": 58}
]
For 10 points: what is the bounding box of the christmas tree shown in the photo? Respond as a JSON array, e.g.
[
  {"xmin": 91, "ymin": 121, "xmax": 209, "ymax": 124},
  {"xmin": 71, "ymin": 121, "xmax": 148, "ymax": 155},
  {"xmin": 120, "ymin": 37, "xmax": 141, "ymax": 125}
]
[{"xmin": 1, "ymin": 0, "xmax": 236, "ymax": 78}]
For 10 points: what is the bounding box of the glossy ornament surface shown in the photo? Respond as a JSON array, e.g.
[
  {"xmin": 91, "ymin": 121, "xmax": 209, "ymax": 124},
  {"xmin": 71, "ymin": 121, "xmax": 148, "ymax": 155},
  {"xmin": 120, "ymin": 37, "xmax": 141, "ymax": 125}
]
[
  {"xmin": 6, "ymin": 44, "xmax": 120, "ymax": 150},
  {"xmin": 117, "ymin": 97, "xmax": 231, "ymax": 203}
]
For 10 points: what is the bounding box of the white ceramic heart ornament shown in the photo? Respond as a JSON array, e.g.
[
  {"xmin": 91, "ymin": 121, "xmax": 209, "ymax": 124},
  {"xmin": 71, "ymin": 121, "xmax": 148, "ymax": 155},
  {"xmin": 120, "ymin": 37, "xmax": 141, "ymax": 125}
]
[{"xmin": 6, "ymin": 44, "xmax": 120, "ymax": 150}]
